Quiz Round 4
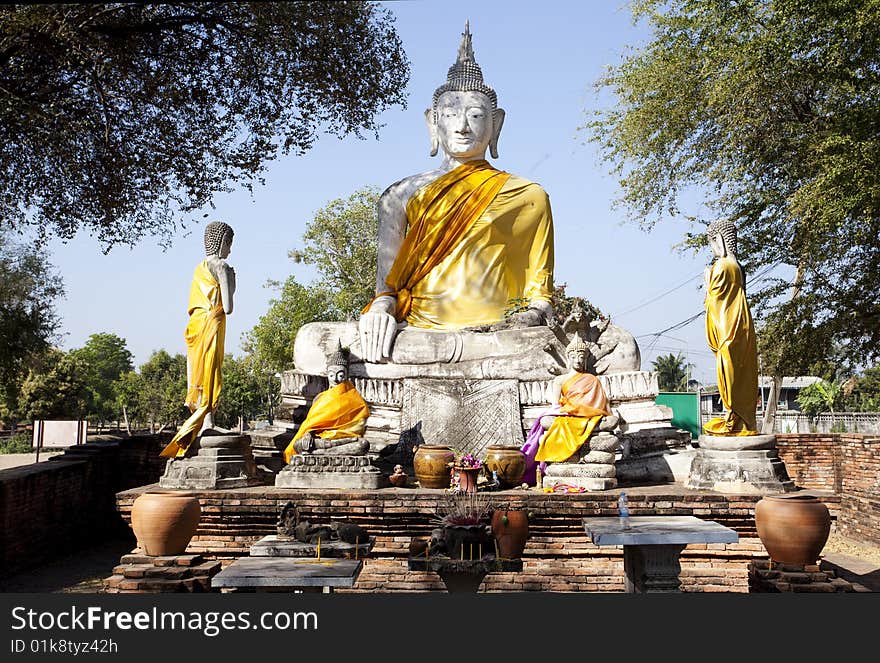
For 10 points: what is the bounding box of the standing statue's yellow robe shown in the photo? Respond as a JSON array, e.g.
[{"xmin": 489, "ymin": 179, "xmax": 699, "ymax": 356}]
[
  {"xmin": 368, "ymin": 160, "xmax": 555, "ymax": 329},
  {"xmin": 536, "ymin": 372, "xmax": 612, "ymax": 462},
  {"xmin": 161, "ymin": 260, "xmax": 226, "ymax": 458},
  {"xmin": 704, "ymin": 255, "xmax": 759, "ymax": 435},
  {"xmin": 282, "ymin": 381, "xmax": 370, "ymax": 464}
]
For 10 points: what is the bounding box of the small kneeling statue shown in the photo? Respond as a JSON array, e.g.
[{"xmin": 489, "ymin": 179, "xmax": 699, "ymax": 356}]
[{"xmin": 282, "ymin": 340, "xmax": 370, "ymax": 463}]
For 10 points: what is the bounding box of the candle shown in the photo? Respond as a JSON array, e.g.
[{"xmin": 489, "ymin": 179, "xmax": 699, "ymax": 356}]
[
  {"xmin": 317, "ymin": 536, "xmax": 321, "ymax": 561},
  {"xmin": 479, "ymin": 543, "xmax": 482, "ymax": 559},
  {"xmin": 470, "ymin": 543, "xmax": 473, "ymax": 561},
  {"xmin": 494, "ymin": 538, "xmax": 500, "ymax": 560},
  {"xmin": 354, "ymin": 536, "xmax": 359, "ymax": 561}
]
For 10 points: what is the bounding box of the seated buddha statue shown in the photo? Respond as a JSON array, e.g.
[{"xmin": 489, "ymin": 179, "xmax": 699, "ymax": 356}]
[
  {"xmin": 292, "ymin": 24, "xmax": 639, "ymax": 383},
  {"xmin": 357, "ymin": 22, "xmax": 554, "ymax": 365},
  {"xmin": 282, "ymin": 340, "xmax": 370, "ymax": 464},
  {"xmin": 521, "ymin": 335, "xmax": 613, "ymax": 483}
]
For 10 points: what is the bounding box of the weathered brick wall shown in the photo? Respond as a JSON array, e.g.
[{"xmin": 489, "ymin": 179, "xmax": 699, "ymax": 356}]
[
  {"xmin": 836, "ymin": 434, "xmax": 880, "ymax": 545},
  {"xmin": 776, "ymin": 433, "xmax": 879, "ymax": 545},
  {"xmin": 116, "ymin": 487, "xmax": 839, "ymax": 593},
  {"xmin": 0, "ymin": 434, "xmax": 167, "ymax": 578},
  {"xmin": 776, "ymin": 434, "xmax": 841, "ymax": 492}
]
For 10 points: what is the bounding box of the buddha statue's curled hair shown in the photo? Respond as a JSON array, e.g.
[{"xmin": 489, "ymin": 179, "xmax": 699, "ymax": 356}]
[
  {"xmin": 326, "ymin": 339, "xmax": 350, "ymax": 369},
  {"xmin": 432, "ymin": 22, "xmax": 497, "ymax": 117},
  {"xmin": 706, "ymin": 219, "xmax": 738, "ymax": 256},
  {"xmin": 204, "ymin": 221, "xmax": 234, "ymax": 256}
]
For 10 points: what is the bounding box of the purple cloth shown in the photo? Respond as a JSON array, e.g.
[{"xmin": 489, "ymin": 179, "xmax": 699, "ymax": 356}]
[{"xmin": 520, "ymin": 405, "xmax": 560, "ymax": 486}]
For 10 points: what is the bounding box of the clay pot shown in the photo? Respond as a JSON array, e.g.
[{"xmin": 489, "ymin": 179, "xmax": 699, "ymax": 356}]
[
  {"xmin": 491, "ymin": 509, "xmax": 529, "ymax": 559},
  {"xmin": 131, "ymin": 490, "xmax": 201, "ymax": 556},
  {"xmin": 413, "ymin": 445, "xmax": 455, "ymax": 489},
  {"xmin": 389, "ymin": 472, "xmax": 409, "ymax": 488},
  {"xmin": 456, "ymin": 466, "xmax": 481, "ymax": 494},
  {"xmin": 754, "ymin": 493, "xmax": 831, "ymax": 565},
  {"xmin": 484, "ymin": 445, "xmax": 526, "ymax": 488}
]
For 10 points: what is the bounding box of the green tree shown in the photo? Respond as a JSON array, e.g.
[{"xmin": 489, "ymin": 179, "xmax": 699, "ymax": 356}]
[
  {"xmin": 243, "ymin": 277, "xmax": 335, "ymax": 373},
  {"xmin": 842, "ymin": 366, "xmax": 880, "ymax": 412},
  {"xmin": 1, "ymin": 3, "xmax": 409, "ymax": 249},
  {"xmin": 797, "ymin": 378, "xmax": 843, "ymax": 421},
  {"xmin": 137, "ymin": 350, "xmax": 188, "ymax": 432},
  {"xmin": 214, "ymin": 355, "xmax": 274, "ymax": 429},
  {"xmin": 652, "ymin": 352, "xmax": 693, "ymax": 392},
  {"xmin": 587, "ymin": 1, "xmax": 880, "ymax": 400},
  {"xmin": 70, "ymin": 332, "xmax": 133, "ymax": 428},
  {"xmin": 17, "ymin": 350, "xmax": 90, "ymax": 421},
  {"xmin": 290, "ymin": 187, "xmax": 380, "ymax": 319},
  {"xmin": 0, "ymin": 231, "xmax": 64, "ymax": 422}
]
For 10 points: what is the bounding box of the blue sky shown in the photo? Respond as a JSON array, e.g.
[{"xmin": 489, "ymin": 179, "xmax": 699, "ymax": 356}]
[{"xmin": 46, "ymin": 0, "xmax": 726, "ymax": 384}]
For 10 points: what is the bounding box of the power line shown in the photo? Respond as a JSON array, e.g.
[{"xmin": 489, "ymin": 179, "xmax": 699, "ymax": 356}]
[{"xmin": 613, "ymin": 271, "xmax": 704, "ymax": 318}]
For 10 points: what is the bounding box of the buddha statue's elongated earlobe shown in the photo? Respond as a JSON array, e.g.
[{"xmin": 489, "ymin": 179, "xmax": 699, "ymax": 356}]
[
  {"xmin": 424, "ymin": 108, "xmax": 439, "ymax": 156},
  {"xmin": 489, "ymin": 108, "xmax": 505, "ymax": 159}
]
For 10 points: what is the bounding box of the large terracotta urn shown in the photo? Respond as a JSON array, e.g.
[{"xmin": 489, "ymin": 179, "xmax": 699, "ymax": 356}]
[
  {"xmin": 131, "ymin": 490, "xmax": 201, "ymax": 556},
  {"xmin": 484, "ymin": 446, "xmax": 526, "ymax": 488},
  {"xmin": 413, "ymin": 445, "xmax": 455, "ymax": 489},
  {"xmin": 754, "ymin": 493, "xmax": 831, "ymax": 565},
  {"xmin": 491, "ymin": 509, "xmax": 529, "ymax": 559}
]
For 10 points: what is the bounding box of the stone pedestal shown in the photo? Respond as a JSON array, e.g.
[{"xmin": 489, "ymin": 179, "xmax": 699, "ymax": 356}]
[
  {"xmin": 275, "ymin": 454, "xmax": 385, "ymax": 489},
  {"xmin": 246, "ymin": 426, "xmax": 296, "ymax": 474},
  {"xmin": 103, "ymin": 552, "xmax": 221, "ymax": 593},
  {"xmin": 685, "ymin": 434, "xmax": 795, "ymax": 494},
  {"xmin": 543, "ymin": 431, "xmax": 621, "ymax": 492},
  {"xmin": 160, "ymin": 434, "xmax": 264, "ymax": 490},
  {"xmin": 250, "ymin": 535, "xmax": 373, "ymax": 559}
]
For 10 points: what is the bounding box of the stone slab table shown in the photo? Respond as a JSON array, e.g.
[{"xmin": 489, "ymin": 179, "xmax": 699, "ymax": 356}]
[
  {"xmin": 211, "ymin": 558, "xmax": 362, "ymax": 593},
  {"xmin": 249, "ymin": 535, "xmax": 374, "ymax": 559},
  {"xmin": 582, "ymin": 515, "xmax": 738, "ymax": 593}
]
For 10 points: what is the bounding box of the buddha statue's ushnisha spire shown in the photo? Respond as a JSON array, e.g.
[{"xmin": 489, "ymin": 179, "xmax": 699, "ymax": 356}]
[{"xmin": 432, "ymin": 21, "xmax": 497, "ymax": 110}]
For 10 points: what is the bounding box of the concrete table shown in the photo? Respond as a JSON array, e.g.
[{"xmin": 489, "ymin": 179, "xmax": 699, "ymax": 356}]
[
  {"xmin": 211, "ymin": 557, "xmax": 362, "ymax": 593},
  {"xmin": 583, "ymin": 516, "xmax": 738, "ymax": 593},
  {"xmin": 249, "ymin": 535, "xmax": 374, "ymax": 559}
]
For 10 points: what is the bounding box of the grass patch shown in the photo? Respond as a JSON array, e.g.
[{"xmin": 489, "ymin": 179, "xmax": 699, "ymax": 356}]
[{"xmin": 0, "ymin": 433, "xmax": 33, "ymax": 454}]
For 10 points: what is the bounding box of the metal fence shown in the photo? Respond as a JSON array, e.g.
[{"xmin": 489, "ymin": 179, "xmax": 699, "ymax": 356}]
[{"xmin": 699, "ymin": 409, "xmax": 880, "ymax": 434}]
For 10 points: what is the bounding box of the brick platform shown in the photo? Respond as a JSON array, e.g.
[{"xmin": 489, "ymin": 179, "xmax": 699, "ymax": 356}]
[
  {"xmin": 748, "ymin": 559, "xmax": 856, "ymax": 593},
  {"xmin": 115, "ymin": 484, "xmax": 840, "ymax": 593},
  {"xmin": 102, "ymin": 552, "xmax": 221, "ymax": 593}
]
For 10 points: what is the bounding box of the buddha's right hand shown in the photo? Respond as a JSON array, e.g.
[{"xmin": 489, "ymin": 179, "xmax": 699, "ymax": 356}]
[{"xmin": 358, "ymin": 296, "xmax": 397, "ymax": 363}]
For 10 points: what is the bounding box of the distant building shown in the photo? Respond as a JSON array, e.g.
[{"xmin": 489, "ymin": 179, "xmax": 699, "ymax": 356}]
[{"xmin": 699, "ymin": 376, "xmax": 822, "ymax": 415}]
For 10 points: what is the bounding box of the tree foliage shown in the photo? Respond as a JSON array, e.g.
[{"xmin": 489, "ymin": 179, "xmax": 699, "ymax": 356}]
[
  {"xmin": 243, "ymin": 276, "xmax": 335, "ymax": 373},
  {"xmin": 214, "ymin": 354, "xmax": 275, "ymax": 428},
  {"xmin": 0, "ymin": 2, "xmax": 409, "ymax": 249},
  {"xmin": 115, "ymin": 350, "xmax": 188, "ymax": 431},
  {"xmin": 587, "ymin": 0, "xmax": 880, "ymax": 373},
  {"xmin": 797, "ymin": 378, "xmax": 843, "ymax": 418},
  {"xmin": 652, "ymin": 352, "xmax": 693, "ymax": 392},
  {"xmin": 290, "ymin": 187, "xmax": 380, "ymax": 319},
  {"xmin": 17, "ymin": 349, "xmax": 90, "ymax": 421},
  {"xmin": 0, "ymin": 232, "xmax": 64, "ymax": 418},
  {"xmin": 70, "ymin": 332, "xmax": 133, "ymax": 425}
]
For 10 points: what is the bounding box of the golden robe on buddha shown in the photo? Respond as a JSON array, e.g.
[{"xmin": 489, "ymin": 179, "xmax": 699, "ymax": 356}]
[
  {"xmin": 282, "ymin": 381, "xmax": 370, "ymax": 464},
  {"xmin": 535, "ymin": 372, "xmax": 612, "ymax": 463},
  {"xmin": 704, "ymin": 255, "xmax": 759, "ymax": 435},
  {"xmin": 373, "ymin": 160, "xmax": 554, "ymax": 328},
  {"xmin": 160, "ymin": 260, "xmax": 227, "ymax": 458}
]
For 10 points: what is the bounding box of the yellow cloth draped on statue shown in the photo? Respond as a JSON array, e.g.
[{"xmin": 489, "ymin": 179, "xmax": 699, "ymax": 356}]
[
  {"xmin": 282, "ymin": 381, "xmax": 371, "ymax": 464},
  {"xmin": 367, "ymin": 160, "xmax": 554, "ymax": 329},
  {"xmin": 704, "ymin": 255, "xmax": 759, "ymax": 435},
  {"xmin": 160, "ymin": 260, "xmax": 227, "ymax": 458},
  {"xmin": 535, "ymin": 372, "xmax": 612, "ymax": 462}
]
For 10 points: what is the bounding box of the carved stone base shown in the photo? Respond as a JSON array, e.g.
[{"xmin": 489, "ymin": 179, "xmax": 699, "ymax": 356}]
[
  {"xmin": 624, "ymin": 544, "xmax": 686, "ymax": 593},
  {"xmin": 246, "ymin": 427, "xmax": 296, "ymax": 474},
  {"xmin": 274, "ymin": 454, "xmax": 386, "ymax": 489},
  {"xmin": 160, "ymin": 434, "xmax": 263, "ymax": 490},
  {"xmin": 543, "ymin": 462, "xmax": 617, "ymax": 491},
  {"xmin": 685, "ymin": 436, "xmax": 795, "ymax": 494}
]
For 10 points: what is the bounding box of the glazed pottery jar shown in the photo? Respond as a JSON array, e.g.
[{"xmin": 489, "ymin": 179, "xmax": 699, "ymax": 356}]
[
  {"xmin": 491, "ymin": 509, "xmax": 529, "ymax": 559},
  {"xmin": 484, "ymin": 446, "xmax": 526, "ymax": 488},
  {"xmin": 131, "ymin": 490, "xmax": 201, "ymax": 556},
  {"xmin": 754, "ymin": 493, "xmax": 831, "ymax": 565},
  {"xmin": 455, "ymin": 466, "xmax": 481, "ymax": 494},
  {"xmin": 413, "ymin": 445, "xmax": 455, "ymax": 489}
]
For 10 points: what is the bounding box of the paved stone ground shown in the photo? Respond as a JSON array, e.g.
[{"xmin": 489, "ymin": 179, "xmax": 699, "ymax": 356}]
[
  {"xmin": 0, "ymin": 451, "xmax": 62, "ymax": 470},
  {"xmin": 821, "ymin": 530, "xmax": 880, "ymax": 591}
]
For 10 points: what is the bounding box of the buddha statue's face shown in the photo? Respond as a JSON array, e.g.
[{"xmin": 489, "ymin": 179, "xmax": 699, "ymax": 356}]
[
  {"xmin": 327, "ymin": 364, "xmax": 347, "ymax": 386},
  {"xmin": 219, "ymin": 233, "xmax": 233, "ymax": 259},
  {"xmin": 433, "ymin": 90, "xmax": 496, "ymax": 160},
  {"xmin": 707, "ymin": 232, "xmax": 726, "ymax": 258},
  {"xmin": 567, "ymin": 350, "xmax": 586, "ymax": 371}
]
